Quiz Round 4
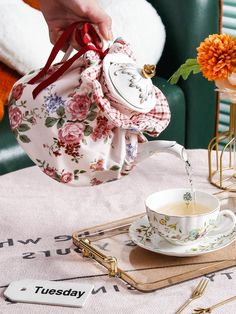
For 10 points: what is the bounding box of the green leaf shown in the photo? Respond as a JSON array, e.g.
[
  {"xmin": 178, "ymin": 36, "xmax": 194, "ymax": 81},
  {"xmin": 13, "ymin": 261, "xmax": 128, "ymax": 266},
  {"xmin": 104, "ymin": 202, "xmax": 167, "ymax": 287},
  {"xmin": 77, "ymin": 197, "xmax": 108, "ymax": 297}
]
[
  {"xmin": 45, "ymin": 117, "xmax": 58, "ymax": 127},
  {"xmin": 36, "ymin": 159, "xmax": 44, "ymax": 167},
  {"xmin": 57, "ymin": 118, "xmax": 65, "ymax": 129},
  {"xmin": 86, "ymin": 111, "xmax": 97, "ymax": 121},
  {"xmin": 9, "ymin": 98, "xmax": 16, "ymax": 106},
  {"xmin": 110, "ymin": 165, "xmax": 120, "ymax": 171},
  {"xmin": 74, "ymin": 176, "xmax": 79, "ymax": 180},
  {"xmin": 27, "ymin": 117, "xmax": 35, "ymax": 124},
  {"xmin": 84, "ymin": 125, "xmax": 93, "ymax": 136},
  {"xmin": 79, "ymin": 170, "xmax": 86, "ymax": 173},
  {"xmin": 168, "ymin": 58, "xmax": 201, "ymax": 85},
  {"xmin": 90, "ymin": 102, "xmax": 97, "ymax": 111},
  {"xmin": 74, "ymin": 169, "xmax": 80, "ymax": 175},
  {"xmin": 19, "ymin": 134, "xmax": 31, "ymax": 143},
  {"xmin": 104, "ymin": 137, "xmax": 108, "ymax": 144},
  {"xmin": 18, "ymin": 123, "xmax": 30, "ymax": 132},
  {"xmin": 56, "ymin": 106, "xmax": 65, "ymax": 117},
  {"xmin": 54, "ymin": 172, "xmax": 61, "ymax": 181},
  {"xmin": 12, "ymin": 129, "xmax": 18, "ymax": 137}
]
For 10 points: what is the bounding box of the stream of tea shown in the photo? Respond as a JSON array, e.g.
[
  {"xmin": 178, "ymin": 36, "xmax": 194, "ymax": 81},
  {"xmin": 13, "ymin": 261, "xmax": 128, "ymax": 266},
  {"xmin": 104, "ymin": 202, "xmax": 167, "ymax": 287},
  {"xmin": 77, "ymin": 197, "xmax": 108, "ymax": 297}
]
[{"xmin": 185, "ymin": 158, "xmax": 196, "ymax": 210}]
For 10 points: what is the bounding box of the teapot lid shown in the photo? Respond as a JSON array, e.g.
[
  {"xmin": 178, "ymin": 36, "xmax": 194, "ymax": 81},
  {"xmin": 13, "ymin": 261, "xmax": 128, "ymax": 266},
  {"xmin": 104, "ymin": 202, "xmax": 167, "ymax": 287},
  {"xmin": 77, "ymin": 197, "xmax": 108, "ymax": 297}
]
[{"xmin": 103, "ymin": 53, "xmax": 156, "ymax": 113}]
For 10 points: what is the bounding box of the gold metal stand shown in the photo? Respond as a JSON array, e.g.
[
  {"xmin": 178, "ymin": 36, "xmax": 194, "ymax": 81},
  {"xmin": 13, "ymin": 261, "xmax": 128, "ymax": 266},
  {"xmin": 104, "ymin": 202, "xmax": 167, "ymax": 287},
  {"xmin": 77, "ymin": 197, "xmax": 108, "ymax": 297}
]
[{"xmin": 208, "ymin": 103, "xmax": 236, "ymax": 191}]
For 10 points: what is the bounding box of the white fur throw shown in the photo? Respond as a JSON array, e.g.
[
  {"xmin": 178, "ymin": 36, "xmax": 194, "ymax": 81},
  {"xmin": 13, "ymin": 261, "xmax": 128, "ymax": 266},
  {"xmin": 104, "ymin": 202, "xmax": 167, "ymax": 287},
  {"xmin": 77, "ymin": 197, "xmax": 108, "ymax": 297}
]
[
  {"xmin": 0, "ymin": 0, "xmax": 165, "ymax": 75},
  {"xmin": 98, "ymin": 0, "xmax": 166, "ymax": 67},
  {"xmin": 0, "ymin": 0, "xmax": 63, "ymax": 75}
]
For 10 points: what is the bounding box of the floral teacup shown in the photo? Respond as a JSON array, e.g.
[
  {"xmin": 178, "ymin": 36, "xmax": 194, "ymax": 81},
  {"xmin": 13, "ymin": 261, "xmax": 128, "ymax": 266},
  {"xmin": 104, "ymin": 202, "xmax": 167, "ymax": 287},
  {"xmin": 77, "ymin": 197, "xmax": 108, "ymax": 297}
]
[{"xmin": 145, "ymin": 188, "xmax": 236, "ymax": 246}]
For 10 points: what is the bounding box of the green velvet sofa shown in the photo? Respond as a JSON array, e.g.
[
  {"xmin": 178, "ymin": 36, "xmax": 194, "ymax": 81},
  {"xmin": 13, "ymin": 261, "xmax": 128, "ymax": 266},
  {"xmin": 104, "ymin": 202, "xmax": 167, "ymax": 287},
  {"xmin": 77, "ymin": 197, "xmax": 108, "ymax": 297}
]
[
  {"xmin": 0, "ymin": 0, "xmax": 222, "ymax": 175},
  {"xmin": 151, "ymin": 0, "xmax": 221, "ymax": 148}
]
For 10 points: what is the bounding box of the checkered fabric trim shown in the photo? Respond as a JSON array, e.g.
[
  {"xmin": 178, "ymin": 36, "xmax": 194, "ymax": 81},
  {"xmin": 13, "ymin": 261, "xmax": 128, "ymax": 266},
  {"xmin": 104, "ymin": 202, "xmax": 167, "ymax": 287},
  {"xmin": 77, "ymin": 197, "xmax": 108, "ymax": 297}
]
[{"xmin": 82, "ymin": 41, "xmax": 171, "ymax": 137}]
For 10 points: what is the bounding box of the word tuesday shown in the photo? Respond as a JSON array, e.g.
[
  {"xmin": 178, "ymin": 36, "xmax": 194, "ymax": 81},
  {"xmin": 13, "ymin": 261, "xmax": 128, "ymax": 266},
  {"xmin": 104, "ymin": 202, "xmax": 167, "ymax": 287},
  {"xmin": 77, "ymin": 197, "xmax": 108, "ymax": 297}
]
[{"xmin": 35, "ymin": 286, "xmax": 85, "ymax": 299}]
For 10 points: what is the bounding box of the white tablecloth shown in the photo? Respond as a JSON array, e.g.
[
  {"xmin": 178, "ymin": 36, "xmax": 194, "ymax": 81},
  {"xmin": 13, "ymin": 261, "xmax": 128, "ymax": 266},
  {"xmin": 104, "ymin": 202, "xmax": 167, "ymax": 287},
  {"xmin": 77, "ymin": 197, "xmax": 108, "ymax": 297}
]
[{"xmin": 0, "ymin": 150, "xmax": 236, "ymax": 314}]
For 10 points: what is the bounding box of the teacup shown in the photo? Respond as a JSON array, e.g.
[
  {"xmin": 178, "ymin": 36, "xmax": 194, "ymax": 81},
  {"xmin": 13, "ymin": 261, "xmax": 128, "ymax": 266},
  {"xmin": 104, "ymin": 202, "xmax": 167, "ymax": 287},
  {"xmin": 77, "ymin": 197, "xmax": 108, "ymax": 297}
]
[{"xmin": 145, "ymin": 188, "xmax": 236, "ymax": 246}]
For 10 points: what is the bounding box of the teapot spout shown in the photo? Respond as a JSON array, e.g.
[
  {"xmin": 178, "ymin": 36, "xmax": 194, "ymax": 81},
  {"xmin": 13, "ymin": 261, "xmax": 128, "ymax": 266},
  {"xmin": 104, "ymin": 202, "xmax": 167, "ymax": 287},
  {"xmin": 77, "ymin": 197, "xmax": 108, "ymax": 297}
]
[
  {"xmin": 136, "ymin": 140, "xmax": 188, "ymax": 163},
  {"xmin": 165, "ymin": 141, "xmax": 188, "ymax": 161}
]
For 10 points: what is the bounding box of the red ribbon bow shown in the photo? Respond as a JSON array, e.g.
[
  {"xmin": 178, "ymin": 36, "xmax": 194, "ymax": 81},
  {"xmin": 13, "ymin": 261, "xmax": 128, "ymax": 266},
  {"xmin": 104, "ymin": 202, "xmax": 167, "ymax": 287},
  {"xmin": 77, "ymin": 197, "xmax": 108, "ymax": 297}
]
[{"xmin": 28, "ymin": 22, "xmax": 108, "ymax": 99}]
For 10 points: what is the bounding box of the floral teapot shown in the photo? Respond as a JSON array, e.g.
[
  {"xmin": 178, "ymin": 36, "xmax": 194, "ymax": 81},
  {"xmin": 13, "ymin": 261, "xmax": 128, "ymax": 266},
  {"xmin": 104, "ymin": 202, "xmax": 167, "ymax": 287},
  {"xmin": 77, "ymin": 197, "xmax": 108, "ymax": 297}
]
[{"xmin": 8, "ymin": 23, "xmax": 187, "ymax": 186}]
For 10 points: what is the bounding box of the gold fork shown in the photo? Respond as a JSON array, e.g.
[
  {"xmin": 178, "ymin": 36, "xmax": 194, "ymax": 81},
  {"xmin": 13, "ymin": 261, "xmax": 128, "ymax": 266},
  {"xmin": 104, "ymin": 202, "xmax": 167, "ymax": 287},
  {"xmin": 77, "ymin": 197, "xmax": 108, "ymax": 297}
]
[
  {"xmin": 193, "ymin": 295, "xmax": 236, "ymax": 313},
  {"xmin": 175, "ymin": 279, "xmax": 209, "ymax": 314}
]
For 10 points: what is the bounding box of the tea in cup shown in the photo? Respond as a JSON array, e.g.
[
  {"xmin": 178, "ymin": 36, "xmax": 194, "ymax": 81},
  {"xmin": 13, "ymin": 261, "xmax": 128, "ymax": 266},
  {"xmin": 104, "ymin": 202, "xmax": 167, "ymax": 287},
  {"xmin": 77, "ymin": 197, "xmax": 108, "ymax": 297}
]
[{"xmin": 145, "ymin": 188, "xmax": 236, "ymax": 246}]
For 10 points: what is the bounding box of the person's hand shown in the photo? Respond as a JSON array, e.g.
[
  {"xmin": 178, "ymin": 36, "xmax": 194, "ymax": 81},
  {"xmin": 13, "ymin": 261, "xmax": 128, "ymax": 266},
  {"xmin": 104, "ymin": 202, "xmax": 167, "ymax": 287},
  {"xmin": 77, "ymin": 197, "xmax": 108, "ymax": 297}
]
[{"xmin": 39, "ymin": 0, "xmax": 113, "ymax": 48}]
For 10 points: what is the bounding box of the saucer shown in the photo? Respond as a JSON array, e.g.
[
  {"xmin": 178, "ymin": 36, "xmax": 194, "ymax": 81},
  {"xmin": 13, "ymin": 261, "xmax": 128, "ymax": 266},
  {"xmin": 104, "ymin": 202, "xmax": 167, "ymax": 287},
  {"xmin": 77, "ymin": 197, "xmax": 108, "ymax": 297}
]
[{"xmin": 129, "ymin": 213, "xmax": 236, "ymax": 257}]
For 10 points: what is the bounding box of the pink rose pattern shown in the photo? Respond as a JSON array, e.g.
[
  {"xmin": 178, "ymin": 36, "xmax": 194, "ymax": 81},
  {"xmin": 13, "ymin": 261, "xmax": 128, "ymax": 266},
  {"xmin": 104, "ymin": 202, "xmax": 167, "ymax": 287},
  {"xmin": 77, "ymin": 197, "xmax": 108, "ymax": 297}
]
[
  {"xmin": 91, "ymin": 116, "xmax": 114, "ymax": 141},
  {"xmin": 38, "ymin": 160, "xmax": 73, "ymax": 183},
  {"xmin": 90, "ymin": 178, "xmax": 103, "ymax": 186},
  {"xmin": 8, "ymin": 87, "xmax": 40, "ymax": 143},
  {"xmin": 9, "ymin": 107, "xmax": 22, "ymax": 130},
  {"xmin": 90, "ymin": 159, "xmax": 105, "ymax": 172},
  {"xmin": 8, "ymin": 40, "xmax": 170, "ymax": 186},
  {"xmin": 58, "ymin": 122, "xmax": 85, "ymax": 144},
  {"xmin": 12, "ymin": 83, "xmax": 25, "ymax": 100},
  {"xmin": 43, "ymin": 166, "xmax": 55, "ymax": 177},
  {"xmin": 60, "ymin": 172, "xmax": 73, "ymax": 183},
  {"xmin": 9, "ymin": 83, "xmax": 118, "ymax": 185},
  {"xmin": 66, "ymin": 94, "xmax": 90, "ymax": 120}
]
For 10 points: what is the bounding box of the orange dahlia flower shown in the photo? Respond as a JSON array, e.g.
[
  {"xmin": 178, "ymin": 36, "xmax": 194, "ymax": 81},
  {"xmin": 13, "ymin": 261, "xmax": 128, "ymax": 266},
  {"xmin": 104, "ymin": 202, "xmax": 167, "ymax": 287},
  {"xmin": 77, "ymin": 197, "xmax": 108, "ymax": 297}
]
[{"xmin": 197, "ymin": 33, "xmax": 236, "ymax": 81}]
